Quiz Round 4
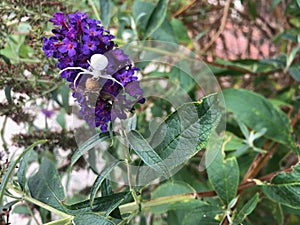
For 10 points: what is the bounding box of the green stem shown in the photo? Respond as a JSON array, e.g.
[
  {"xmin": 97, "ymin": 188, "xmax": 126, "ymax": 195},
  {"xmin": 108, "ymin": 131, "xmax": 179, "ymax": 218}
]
[
  {"xmin": 0, "ymin": 116, "xmax": 8, "ymax": 153},
  {"xmin": 3, "ymin": 76, "xmax": 58, "ymax": 84},
  {"xmin": 117, "ymin": 211, "xmax": 138, "ymax": 225},
  {"xmin": 24, "ymin": 201, "xmax": 41, "ymax": 225},
  {"xmin": 122, "ymin": 130, "xmax": 140, "ymax": 205},
  {"xmin": 6, "ymin": 184, "xmax": 71, "ymax": 218},
  {"xmin": 43, "ymin": 217, "xmax": 73, "ymax": 225},
  {"xmin": 119, "ymin": 193, "xmax": 196, "ymax": 214},
  {"xmin": 89, "ymin": 0, "xmax": 101, "ymax": 21},
  {"xmin": 124, "ymin": 43, "xmax": 199, "ymax": 62}
]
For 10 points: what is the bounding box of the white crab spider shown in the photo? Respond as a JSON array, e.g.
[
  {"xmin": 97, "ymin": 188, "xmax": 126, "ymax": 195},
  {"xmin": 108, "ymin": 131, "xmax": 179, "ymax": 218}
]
[{"xmin": 59, "ymin": 54, "xmax": 124, "ymax": 89}]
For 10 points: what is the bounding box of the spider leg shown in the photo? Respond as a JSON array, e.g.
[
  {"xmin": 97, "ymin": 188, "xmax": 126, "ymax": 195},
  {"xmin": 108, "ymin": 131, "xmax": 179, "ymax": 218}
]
[
  {"xmin": 59, "ymin": 66, "xmax": 88, "ymax": 75},
  {"xmin": 99, "ymin": 74, "xmax": 125, "ymax": 89},
  {"xmin": 74, "ymin": 71, "xmax": 95, "ymax": 88}
]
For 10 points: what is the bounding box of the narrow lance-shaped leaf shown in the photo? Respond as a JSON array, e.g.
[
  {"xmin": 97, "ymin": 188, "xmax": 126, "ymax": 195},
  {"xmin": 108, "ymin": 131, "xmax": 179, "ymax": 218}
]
[
  {"xmin": 288, "ymin": 66, "xmax": 300, "ymax": 82},
  {"xmin": 206, "ymin": 143, "xmax": 240, "ymax": 205},
  {"xmin": 127, "ymin": 130, "xmax": 170, "ymax": 178},
  {"xmin": 101, "ymin": 179, "xmax": 113, "ymax": 197},
  {"xmin": 28, "ymin": 158, "xmax": 66, "ymax": 213},
  {"xmin": 73, "ymin": 213, "xmax": 114, "ymax": 225},
  {"xmin": 0, "ymin": 139, "xmax": 47, "ymax": 206},
  {"xmin": 262, "ymin": 163, "xmax": 300, "ymax": 209},
  {"xmin": 17, "ymin": 151, "xmax": 31, "ymax": 190},
  {"xmin": 64, "ymin": 192, "xmax": 130, "ymax": 218},
  {"xmin": 4, "ymin": 86, "xmax": 13, "ymax": 104},
  {"xmin": 70, "ymin": 132, "xmax": 112, "ymax": 167},
  {"xmin": 0, "ymin": 200, "xmax": 19, "ymax": 211},
  {"xmin": 144, "ymin": 0, "xmax": 169, "ymax": 38},
  {"xmin": 233, "ymin": 193, "xmax": 259, "ymax": 224},
  {"xmin": 99, "ymin": 0, "xmax": 111, "ymax": 27},
  {"xmin": 286, "ymin": 45, "xmax": 300, "ymax": 69},
  {"xmin": 90, "ymin": 160, "xmax": 123, "ymax": 207}
]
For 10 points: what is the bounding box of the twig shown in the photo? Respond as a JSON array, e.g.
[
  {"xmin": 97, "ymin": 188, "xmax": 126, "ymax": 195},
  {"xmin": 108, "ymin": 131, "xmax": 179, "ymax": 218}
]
[
  {"xmin": 120, "ymin": 169, "xmax": 287, "ymax": 215},
  {"xmin": 258, "ymin": 167, "xmax": 294, "ymax": 182},
  {"xmin": 202, "ymin": 0, "xmax": 231, "ymax": 52},
  {"xmin": 291, "ymin": 108, "xmax": 300, "ymax": 127},
  {"xmin": 172, "ymin": 0, "xmax": 197, "ymax": 18},
  {"xmin": 241, "ymin": 141, "xmax": 273, "ymax": 183}
]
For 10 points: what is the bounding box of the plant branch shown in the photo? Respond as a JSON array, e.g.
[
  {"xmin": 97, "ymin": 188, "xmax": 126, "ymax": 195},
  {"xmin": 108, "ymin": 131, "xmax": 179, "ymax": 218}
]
[
  {"xmin": 172, "ymin": 0, "xmax": 197, "ymax": 18},
  {"xmin": 202, "ymin": 0, "xmax": 231, "ymax": 52},
  {"xmin": 241, "ymin": 141, "xmax": 275, "ymax": 183},
  {"xmin": 291, "ymin": 108, "xmax": 300, "ymax": 127},
  {"xmin": 119, "ymin": 176, "xmax": 276, "ymax": 215}
]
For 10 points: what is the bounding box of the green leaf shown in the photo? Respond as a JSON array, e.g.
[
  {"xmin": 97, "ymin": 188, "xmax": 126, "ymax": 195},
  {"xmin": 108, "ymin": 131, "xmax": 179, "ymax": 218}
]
[
  {"xmin": 13, "ymin": 205, "xmax": 31, "ymax": 215},
  {"xmin": 4, "ymin": 86, "xmax": 13, "ymax": 104},
  {"xmin": 153, "ymin": 94, "xmax": 221, "ymax": 164},
  {"xmin": 56, "ymin": 108, "xmax": 66, "ymax": 129},
  {"xmin": 206, "ymin": 145, "xmax": 240, "ymax": 205},
  {"xmin": 274, "ymin": 203, "xmax": 284, "ymax": 225},
  {"xmin": 223, "ymin": 132, "xmax": 244, "ymax": 152},
  {"xmin": 288, "ymin": 66, "xmax": 300, "ymax": 82},
  {"xmin": 136, "ymin": 94, "xmax": 221, "ymax": 184},
  {"xmin": 223, "ymin": 88, "xmax": 293, "ymax": 147},
  {"xmin": 286, "ymin": 46, "xmax": 300, "ymax": 69},
  {"xmin": 100, "ymin": 179, "xmax": 113, "ymax": 197},
  {"xmin": 1, "ymin": 200, "xmax": 19, "ymax": 211},
  {"xmin": 73, "ymin": 213, "xmax": 114, "ymax": 225},
  {"xmin": 126, "ymin": 114, "xmax": 137, "ymax": 131},
  {"xmin": 144, "ymin": 0, "xmax": 169, "ymax": 38},
  {"xmin": 152, "ymin": 18, "xmax": 177, "ymax": 43},
  {"xmin": 28, "ymin": 158, "xmax": 66, "ymax": 212},
  {"xmin": 169, "ymin": 60, "xmax": 195, "ymax": 92},
  {"xmin": 132, "ymin": 1, "xmax": 155, "ymax": 30},
  {"xmin": 0, "ymin": 140, "xmax": 47, "ymax": 207},
  {"xmin": 150, "ymin": 181, "xmax": 204, "ymax": 213},
  {"xmin": 127, "ymin": 130, "xmax": 170, "ymax": 178},
  {"xmin": 17, "ymin": 151, "xmax": 32, "ymax": 190},
  {"xmin": 262, "ymin": 163, "xmax": 300, "ymax": 209},
  {"xmin": 70, "ymin": 132, "xmax": 112, "ymax": 167},
  {"xmin": 65, "ymin": 192, "xmax": 129, "ymax": 217},
  {"xmin": 233, "ymin": 193, "xmax": 259, "ymax": 224},
  {"xmin": 247, "ymin": 0, "xmax": 257, "ymax": 20},
  {"xmin": 182, "ymin": 205, "xmax": 224, "ymax": 225},
  {"xmin": 271, "ymin": 0, "xmax": 281, "ymax": 11},
  {"xmin": 99, "ymin": 0, "xmax": 111, "ymax": 27},
  {"xmin": 171, "ymin": 19, "xmax": 191, "ymax": 45},
  {"xmin": 43, "ymin": 217, "xmax": 73, "ymax": 225},
  {"xmin": 60, "ymin": 85, "xmax": 70, "ymax": 113},
  {"xmin": 90, "ymin": 161, "xmax": 123, "ymax": 207}
]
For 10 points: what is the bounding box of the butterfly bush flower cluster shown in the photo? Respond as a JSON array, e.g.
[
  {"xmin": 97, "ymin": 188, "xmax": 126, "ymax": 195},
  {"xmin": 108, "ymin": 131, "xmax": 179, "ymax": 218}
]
[{"xmin": 42, "ymin": 12, "xmax": 144, "ymax": 132}]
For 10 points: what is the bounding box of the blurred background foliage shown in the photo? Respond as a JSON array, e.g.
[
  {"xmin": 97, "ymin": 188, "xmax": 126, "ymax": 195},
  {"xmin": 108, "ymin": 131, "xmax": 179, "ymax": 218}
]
[{"xmin": 0, "ymin": 0, "xmax": 300, "ymax": 225}]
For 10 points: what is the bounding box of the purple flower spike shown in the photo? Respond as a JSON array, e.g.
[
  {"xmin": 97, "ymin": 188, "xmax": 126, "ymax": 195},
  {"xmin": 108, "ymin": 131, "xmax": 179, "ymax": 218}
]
[{"xmin": 42, "ymin": 12, "xmax": 145, "ymax": 132}]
